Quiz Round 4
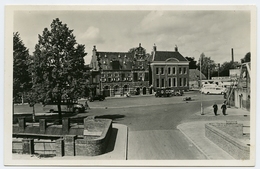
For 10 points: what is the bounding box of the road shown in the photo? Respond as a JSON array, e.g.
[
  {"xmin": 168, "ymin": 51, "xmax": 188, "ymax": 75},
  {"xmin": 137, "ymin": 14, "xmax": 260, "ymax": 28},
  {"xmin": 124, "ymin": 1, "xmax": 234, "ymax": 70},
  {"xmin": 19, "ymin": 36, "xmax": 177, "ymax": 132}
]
[{"xmin": 13, "ymin": 91, "xmax": 225, "ymax": 159}]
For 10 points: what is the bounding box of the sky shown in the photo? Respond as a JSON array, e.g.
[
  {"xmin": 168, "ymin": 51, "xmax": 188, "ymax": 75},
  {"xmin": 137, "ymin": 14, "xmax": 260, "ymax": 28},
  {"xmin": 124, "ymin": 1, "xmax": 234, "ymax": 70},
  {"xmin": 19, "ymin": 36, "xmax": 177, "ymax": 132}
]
[{"xmin": 13, "ymin": 10, "xmax": 251, "ymax": 65}]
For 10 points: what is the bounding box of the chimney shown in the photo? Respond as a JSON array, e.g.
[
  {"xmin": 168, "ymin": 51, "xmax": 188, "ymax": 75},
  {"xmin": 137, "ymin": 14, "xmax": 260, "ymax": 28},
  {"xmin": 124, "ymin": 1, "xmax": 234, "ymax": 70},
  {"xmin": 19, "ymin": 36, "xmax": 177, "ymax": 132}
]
[
  {"xmin": 231, "ymin": 48, "xmax": 234, "ymax": 63},
  {"xmin": 139, "ymin": 43, "xmax": 141, "ymax": 47},
  {"xmin": 62, "ymin": 118, "xmax": 70, "ymax": 134},
  {"xmin": 39, "ymin": 119, "xmax": 47, "ymax": 133},
  {"xmin": 153, "ymin": 43, "xmax": 157, "ymax": 52},
  {"xmin": 175, "ymin": 45, "xmax": 178, "ymax": 52},
  {"xmin": 18, "ymin": 118, "xmax": 26, "ymax": 132}
]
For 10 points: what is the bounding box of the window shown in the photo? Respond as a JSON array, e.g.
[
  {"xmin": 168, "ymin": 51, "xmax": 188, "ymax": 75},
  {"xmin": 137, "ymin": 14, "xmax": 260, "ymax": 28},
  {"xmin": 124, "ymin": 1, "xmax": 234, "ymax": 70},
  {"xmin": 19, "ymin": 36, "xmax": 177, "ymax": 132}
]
[
  {"xmin": 161, "ymin": 67, "xmax": 164, "ymax": 75},
  {"xmin": 133, "ymin": 73, "xmax": 138, "ymax": 82},
  {"xmin": 168, "ymin": 67, "xmax": 171, "ymax": 74},
  {"xmin": 173, "ymin": 67, "xmax": 176, "ymax": 74},
  {"xmin": 183, "ymin": 67, "xmax": 187, "ymax": 74},
  {"xmin": 139, "ymin": 73, "xmax": 143, "ymax": 81},
  {"xmin": 101, "ymin": 73, "xmax": 105, "ymax": 78},
  {"xmin": 108, "ymin": 77, "xmax": 112, "ymax": 82},
  {"xmin": 161, "ymin": 78, "xmax": 164, "ymax": 87},
  {"xmin": 168, "ymin": 78, "xmax": 171, "ymax": 87},
  {"xmin": 156, "ymin": 79, "xmax": 160, "ymax": 87},
  {"xmin": 144, "ymin": 72, "xmax": 149, "ymax": 81},
  {"xmin": 183, "ymin": 78, "xmax": 187, "ymax": 86},
  {"xmin": 173, "ymin": 78, "xmax": 176, "ymax": 87},
  {"xmin": 156, "ymin": 67, "xmax": 159, "ymax": 74},
  {"xmin": 179, "ymin": 78, "xmax": 182, "ymax": 86},
  {"xmin": 121, "ymin": 73, "xmax": 125, "ymax": 79},
  {"xmin": 108, "ymin": 73, "xmax": 112, "ymax": 77},
  {"xmin": 115, "ymin": 73, "xmax": 119, "ymax": 77},
  {"xmin": 179, "ymin": 67, "xmax": 182, "ymax": 74}
]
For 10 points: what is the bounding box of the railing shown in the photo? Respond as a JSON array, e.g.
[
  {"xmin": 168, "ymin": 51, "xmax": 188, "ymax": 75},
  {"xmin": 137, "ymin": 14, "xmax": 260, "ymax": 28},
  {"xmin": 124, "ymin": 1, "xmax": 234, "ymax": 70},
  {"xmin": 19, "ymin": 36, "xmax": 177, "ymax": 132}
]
[{"xmin": 12, "ymin": 140, "xmax": 56, "ymax": 155}]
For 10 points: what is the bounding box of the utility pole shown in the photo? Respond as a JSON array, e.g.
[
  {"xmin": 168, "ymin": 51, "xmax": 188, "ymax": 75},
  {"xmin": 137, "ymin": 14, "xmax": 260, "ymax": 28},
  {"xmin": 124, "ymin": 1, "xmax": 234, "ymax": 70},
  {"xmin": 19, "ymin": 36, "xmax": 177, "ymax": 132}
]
[{"xmin": 200, "ymin": 54, "xmax": 204, "ymax": 115}]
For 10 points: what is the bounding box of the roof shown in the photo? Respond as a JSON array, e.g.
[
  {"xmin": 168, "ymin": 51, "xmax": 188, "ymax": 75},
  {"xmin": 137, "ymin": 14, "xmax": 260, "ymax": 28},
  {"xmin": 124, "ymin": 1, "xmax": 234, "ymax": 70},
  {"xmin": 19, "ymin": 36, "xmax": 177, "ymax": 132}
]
[
  {"xmin": 189, "ymin": 69, "xmax": 207, "ymax": 81},
  {"xmin": 153, "ymin": 51, "xmax": 188, "ymax": 62},
  {"xmin": 94, "ymin": 51, "xmax": 151, "ymax": 71}
]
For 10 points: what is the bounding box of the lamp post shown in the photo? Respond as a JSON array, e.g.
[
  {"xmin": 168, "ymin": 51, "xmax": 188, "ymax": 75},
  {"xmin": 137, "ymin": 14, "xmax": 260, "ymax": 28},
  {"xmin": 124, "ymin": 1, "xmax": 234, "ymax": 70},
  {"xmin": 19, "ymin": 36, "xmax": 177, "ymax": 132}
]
[{"xmin": 199, "ymin": 53, "xmax": 204, "ymax": 115}]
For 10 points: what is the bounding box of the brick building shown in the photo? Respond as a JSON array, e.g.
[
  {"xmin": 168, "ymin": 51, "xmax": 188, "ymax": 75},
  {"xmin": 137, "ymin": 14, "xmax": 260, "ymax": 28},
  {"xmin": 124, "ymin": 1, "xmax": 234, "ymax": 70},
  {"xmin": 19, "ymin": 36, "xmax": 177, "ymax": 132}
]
[
  {"xmin": 90, "ymin": 44, "xmax": 151, "ymax": 97},
  {"xmin": 150, "ymin": 44, "xmax": 190, "ymax": 91}
]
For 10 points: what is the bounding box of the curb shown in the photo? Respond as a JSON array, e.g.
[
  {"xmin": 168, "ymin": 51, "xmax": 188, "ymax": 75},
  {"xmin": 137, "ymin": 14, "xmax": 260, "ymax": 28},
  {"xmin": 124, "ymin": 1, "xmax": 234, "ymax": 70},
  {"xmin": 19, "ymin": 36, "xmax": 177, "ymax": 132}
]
[{"xmin": 177, "ymin": 124, "xmax": 210, "ymax": 160}]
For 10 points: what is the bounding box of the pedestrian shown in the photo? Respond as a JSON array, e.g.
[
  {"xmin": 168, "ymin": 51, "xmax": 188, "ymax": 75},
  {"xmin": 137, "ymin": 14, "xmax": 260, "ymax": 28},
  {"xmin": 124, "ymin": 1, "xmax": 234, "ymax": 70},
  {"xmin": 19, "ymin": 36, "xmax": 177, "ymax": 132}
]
[
  {"xmin": 221, "ymin": 102, "xmax": 227, "ymax": 115},
  {"xmin": 85, "ymin": 99, "xmax": 90, "ymax": 110},
  {"xmin": 213, "ymin": 103, "xmax": 218, "ymax": 116}
]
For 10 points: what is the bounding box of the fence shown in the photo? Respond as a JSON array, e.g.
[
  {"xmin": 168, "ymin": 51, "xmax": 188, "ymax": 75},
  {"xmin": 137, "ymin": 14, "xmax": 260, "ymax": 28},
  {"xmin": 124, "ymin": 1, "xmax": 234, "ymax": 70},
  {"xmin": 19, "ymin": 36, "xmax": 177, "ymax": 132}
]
[{"xmin": 12, "ymin": 139, "xmax": 56, "ymax": 155}]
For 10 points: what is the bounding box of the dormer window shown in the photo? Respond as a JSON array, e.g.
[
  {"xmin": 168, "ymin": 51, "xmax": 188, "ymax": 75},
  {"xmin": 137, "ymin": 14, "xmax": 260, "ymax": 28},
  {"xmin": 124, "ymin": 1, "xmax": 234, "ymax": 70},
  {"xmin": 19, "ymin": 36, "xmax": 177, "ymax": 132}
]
[
  {"xmin": 105, "ymin": 54, "xmax": 107, "ymax": 58},
  {"xmin": 123, "ymin": 61, "xmax": 126, "ymax": 65},
  {"xmin": 118, "ymin": 54, "xmax": 121, "ymax": 58},
  {"xmin": 103, "ymin": 61, "xmax": 106, "ymax": 64},
  {"xmin": 124, "ymin": 55, "xmax": 127, "ymax": 58}
]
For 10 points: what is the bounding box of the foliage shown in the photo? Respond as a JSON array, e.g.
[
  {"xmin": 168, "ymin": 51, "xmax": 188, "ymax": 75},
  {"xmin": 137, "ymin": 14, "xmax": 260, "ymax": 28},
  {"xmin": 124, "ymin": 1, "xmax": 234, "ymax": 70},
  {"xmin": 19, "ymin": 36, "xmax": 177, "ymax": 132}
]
[
  {"xmin": 31, "ymin": 18, "xmax": 87, "ymax": 123},
  {"xmin": 197, "ymin": 53, "xmax": 216, "ymax": 79},
  {"xmin": 13, "ymin": 32, "xmax": 31, "ymax": 103},
  {"xmin": 185, "ymin": 56, "xmax": 197, "ymax": 69},
  {"xmin": 241, "ymin": 52, "xmax": 251, "ymax": 63}
]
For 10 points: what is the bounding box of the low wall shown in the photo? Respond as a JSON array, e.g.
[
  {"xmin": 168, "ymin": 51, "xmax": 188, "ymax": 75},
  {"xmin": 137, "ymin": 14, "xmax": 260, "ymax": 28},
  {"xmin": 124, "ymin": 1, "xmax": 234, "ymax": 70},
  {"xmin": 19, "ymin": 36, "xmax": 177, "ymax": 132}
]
[
  {"xmin": 12, "ymin": 117, "xmax": 113, "ymax": 157},
  {"xmin": 75, "ymin": 119, "xmax": 112, "ymax": 156},
  {"xmin": 205, "ymin": 123, "xmax": 250, "ymax": 160}
]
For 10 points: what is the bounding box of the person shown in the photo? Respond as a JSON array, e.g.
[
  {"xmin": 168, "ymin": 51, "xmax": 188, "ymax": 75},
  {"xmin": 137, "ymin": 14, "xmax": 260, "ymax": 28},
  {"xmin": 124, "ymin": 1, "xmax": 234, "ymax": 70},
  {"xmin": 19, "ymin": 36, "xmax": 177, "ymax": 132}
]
[
  {"xmin": 221, "ymin": 102, "xmax": 227, "ymax": 115},
  {"xmin": 213, "ymin": 103, "xmax": 218, "ymax": 116},
  {"xmin": 85, "ymin": 99, "xmax": 90, "ymax": 110}
]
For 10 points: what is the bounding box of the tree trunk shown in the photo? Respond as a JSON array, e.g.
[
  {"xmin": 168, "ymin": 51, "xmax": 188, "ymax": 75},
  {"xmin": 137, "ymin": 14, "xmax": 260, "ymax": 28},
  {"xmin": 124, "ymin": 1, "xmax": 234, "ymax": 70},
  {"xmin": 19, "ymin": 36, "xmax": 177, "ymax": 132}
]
[
  {"xmin": 32, "ymin": 105, "xmax": 35, "ymax": 122},
  {"xmin": 57, "ymin": 98, "xmax": 62, "ymax": 124}
]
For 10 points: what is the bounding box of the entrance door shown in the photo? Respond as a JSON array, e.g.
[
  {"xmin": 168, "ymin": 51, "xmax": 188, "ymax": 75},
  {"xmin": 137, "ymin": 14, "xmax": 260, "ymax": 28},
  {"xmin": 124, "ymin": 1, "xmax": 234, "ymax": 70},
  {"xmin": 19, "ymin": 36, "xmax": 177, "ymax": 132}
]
[{"xmin": 104, "ymin": 86, "xmax": 110, "ymax": 97}]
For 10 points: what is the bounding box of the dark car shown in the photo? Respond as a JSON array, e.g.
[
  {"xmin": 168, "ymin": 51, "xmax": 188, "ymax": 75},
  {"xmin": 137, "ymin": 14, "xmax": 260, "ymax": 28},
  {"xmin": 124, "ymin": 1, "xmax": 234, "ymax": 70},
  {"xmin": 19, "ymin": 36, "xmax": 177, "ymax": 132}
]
[
  {"xmin": 88, "ymin": 95, "xmax": 105, "ymax": 102},
  {"xmin": 155, "ymin": 88, "xmax": 172, "ymax": 97}
]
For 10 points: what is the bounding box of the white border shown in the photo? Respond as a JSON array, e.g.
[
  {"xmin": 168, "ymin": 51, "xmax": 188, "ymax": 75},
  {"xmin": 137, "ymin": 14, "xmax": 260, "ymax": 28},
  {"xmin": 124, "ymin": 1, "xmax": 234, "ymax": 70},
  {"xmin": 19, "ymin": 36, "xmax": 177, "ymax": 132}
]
[{"xmin": 1, "ymin": 2, "xmax": 258, "ymax": 169}]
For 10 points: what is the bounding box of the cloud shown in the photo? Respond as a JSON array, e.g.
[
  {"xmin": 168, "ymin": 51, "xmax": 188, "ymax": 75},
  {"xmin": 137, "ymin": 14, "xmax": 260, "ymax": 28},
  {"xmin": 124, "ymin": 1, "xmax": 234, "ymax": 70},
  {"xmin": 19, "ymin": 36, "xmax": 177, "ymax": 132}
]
[{"xmin": 80, "ymin": 26, "xmax": 104, "ymax": 44}]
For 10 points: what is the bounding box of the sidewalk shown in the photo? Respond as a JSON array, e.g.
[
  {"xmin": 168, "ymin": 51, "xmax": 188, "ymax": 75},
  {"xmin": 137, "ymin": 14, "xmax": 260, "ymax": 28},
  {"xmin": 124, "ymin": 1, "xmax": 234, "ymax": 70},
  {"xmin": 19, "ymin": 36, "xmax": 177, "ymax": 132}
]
[
  {"xmin": 12, "ymin": 123, "xmax": 128, "ymax": 160},
  {"xmin": 178, "ymin": 106, "xmax": 250, "ymax": 160},
  {"xmin": 195, "ymin": 104, "xmax": 250, "ymax": 116}
]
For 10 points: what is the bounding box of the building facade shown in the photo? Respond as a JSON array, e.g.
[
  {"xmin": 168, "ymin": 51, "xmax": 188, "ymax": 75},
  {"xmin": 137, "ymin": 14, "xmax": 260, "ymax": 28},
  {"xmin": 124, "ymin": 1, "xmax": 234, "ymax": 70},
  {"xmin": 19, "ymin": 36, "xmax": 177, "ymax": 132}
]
[
  {"xmin": 90, "ymin": 44, "xmax": 151, "ymax": 97},
  {"xmin": 90, "ymin": 44, "xmax": 190, "ymax": 97},
  {"xmin": 229, "ymin": 63, "xmax": 251, "ymax": 111},
  {"xmin": 150, "ymin": 45, "xmax": 189, "ymax": 91}
]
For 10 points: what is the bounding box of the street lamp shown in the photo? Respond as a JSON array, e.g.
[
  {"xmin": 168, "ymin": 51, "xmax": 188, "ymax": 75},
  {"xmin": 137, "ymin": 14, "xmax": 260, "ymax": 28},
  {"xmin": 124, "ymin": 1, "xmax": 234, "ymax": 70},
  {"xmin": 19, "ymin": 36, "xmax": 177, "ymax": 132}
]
[{"xmin": 199, "ymin": 53, "xmax": 204, "ymax": 115}]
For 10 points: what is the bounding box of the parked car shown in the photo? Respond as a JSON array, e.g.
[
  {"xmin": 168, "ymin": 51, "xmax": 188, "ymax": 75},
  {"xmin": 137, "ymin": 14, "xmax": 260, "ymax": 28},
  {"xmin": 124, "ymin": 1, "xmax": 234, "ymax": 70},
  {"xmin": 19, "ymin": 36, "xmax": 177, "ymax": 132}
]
[
  {"xmin": 155, "ymin": 88, "xmax": 172, "ymax": 97},
  {"xmin": 174, "ymin": 90, "xmax": 184, "ymax": 96},
  {"xmin": 88, "ymin": 95, "xmax": 105, "ymax": 102},
  {"xmin": 201, "ymin": 87, "xmax": 226, "ymax": 95},
  {"xmin": 43, "ymin": 102, "xmax": 85, "ymax": 113}
]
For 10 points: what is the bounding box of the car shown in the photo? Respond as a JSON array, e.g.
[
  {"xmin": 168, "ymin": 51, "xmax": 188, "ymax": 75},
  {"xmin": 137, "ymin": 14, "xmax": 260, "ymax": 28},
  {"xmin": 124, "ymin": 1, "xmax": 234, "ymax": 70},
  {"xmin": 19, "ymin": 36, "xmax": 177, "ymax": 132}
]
[
  {"xmin": 183, "ymin": 97, "xmax": 192, "ymax": 101},
  {"xmin": 88, "ymin": 95, "xmax": 105, "ymax": 102},
  {"xmin": 43, "ymin": 103, "xmax": 85, "ymax": 113},
  {"xmin": 155, "ymin": 88, "xmax": 172, "ymax": 97}
]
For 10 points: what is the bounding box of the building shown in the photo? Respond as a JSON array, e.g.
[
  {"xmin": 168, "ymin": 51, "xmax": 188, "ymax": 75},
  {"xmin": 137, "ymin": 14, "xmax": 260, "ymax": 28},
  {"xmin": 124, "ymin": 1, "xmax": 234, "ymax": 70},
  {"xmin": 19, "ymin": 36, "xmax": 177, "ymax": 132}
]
[
  {"xmin": 150, "ymin": 44, "xmax": 189, "ymax": 91},
  {"xmin": 228, "ymin": 62, "xmax": 250, "ymax": 111},
  {"xmin": 90, "ymin": 44, "xmax": 151, "ymax": 97},
  {"xmin": 189, "ymin": 69, "xmax": 207, "ymax": 89}
]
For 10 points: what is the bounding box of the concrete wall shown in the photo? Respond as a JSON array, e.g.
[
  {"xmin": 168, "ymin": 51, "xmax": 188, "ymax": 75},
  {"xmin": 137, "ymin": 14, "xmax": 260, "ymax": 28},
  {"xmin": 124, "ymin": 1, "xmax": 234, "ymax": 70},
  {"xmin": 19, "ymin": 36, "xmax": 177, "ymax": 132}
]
[
  {"xmin": 12, "ymin": 118, "xmax": 113, "ymax": 157},
  {"xmin": 205, "ymin": 123, "xmax": 250, "ymax": 160}
]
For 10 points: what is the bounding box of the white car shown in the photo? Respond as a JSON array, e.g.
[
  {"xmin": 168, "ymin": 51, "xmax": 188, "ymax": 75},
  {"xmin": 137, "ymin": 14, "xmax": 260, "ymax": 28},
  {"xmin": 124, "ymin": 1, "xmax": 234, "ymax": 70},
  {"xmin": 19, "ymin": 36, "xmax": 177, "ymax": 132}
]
[{"xmin": 201, "ymin": 87, "xmax": 226, "ymax": 95}]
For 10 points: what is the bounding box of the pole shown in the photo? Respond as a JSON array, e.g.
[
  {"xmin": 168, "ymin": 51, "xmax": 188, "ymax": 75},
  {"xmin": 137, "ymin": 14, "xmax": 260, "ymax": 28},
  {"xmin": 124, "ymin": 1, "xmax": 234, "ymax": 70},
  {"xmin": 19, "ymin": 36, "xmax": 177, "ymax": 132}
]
[{"xmin": 200, "ymin": 54, "xmax": 204, "ymax": 115}]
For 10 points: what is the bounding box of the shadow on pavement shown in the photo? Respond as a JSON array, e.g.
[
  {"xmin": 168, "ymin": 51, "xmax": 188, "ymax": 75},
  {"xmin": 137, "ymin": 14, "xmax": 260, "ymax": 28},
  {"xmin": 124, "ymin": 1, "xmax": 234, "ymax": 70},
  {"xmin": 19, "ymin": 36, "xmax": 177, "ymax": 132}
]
[
  {"xmin": 95, "ymin": 114, "xmax": 125, "ymax": 121},
  {"xmin": 105, "ymin": 128, "xmax": 118, "ymax": 153}
]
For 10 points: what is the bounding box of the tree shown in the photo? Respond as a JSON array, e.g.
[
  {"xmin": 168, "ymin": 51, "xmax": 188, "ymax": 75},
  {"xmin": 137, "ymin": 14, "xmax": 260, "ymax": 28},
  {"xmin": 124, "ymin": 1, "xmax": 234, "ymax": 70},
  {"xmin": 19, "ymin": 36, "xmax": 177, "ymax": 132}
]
[
  {"xmin": 13, "ymin": 32, "xmax": 31, "ymax": 104},
  {"xmin": 32, "ymin": 18, "xmax": 87, "ymax": 124},
  {"xmin": 218, "ymin": 61, "xmax": 240, "ymax": 76},
  {"xmin": 185, "ymin": 56, "xmax": 197, "ymax": 69},
  {"xmin": 197, "ymin": 53, "xmax": 216, "ymax": 79},
  {"xmin": 241, "ymin": 52, "xmax": 251, "ymax": 63}
]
